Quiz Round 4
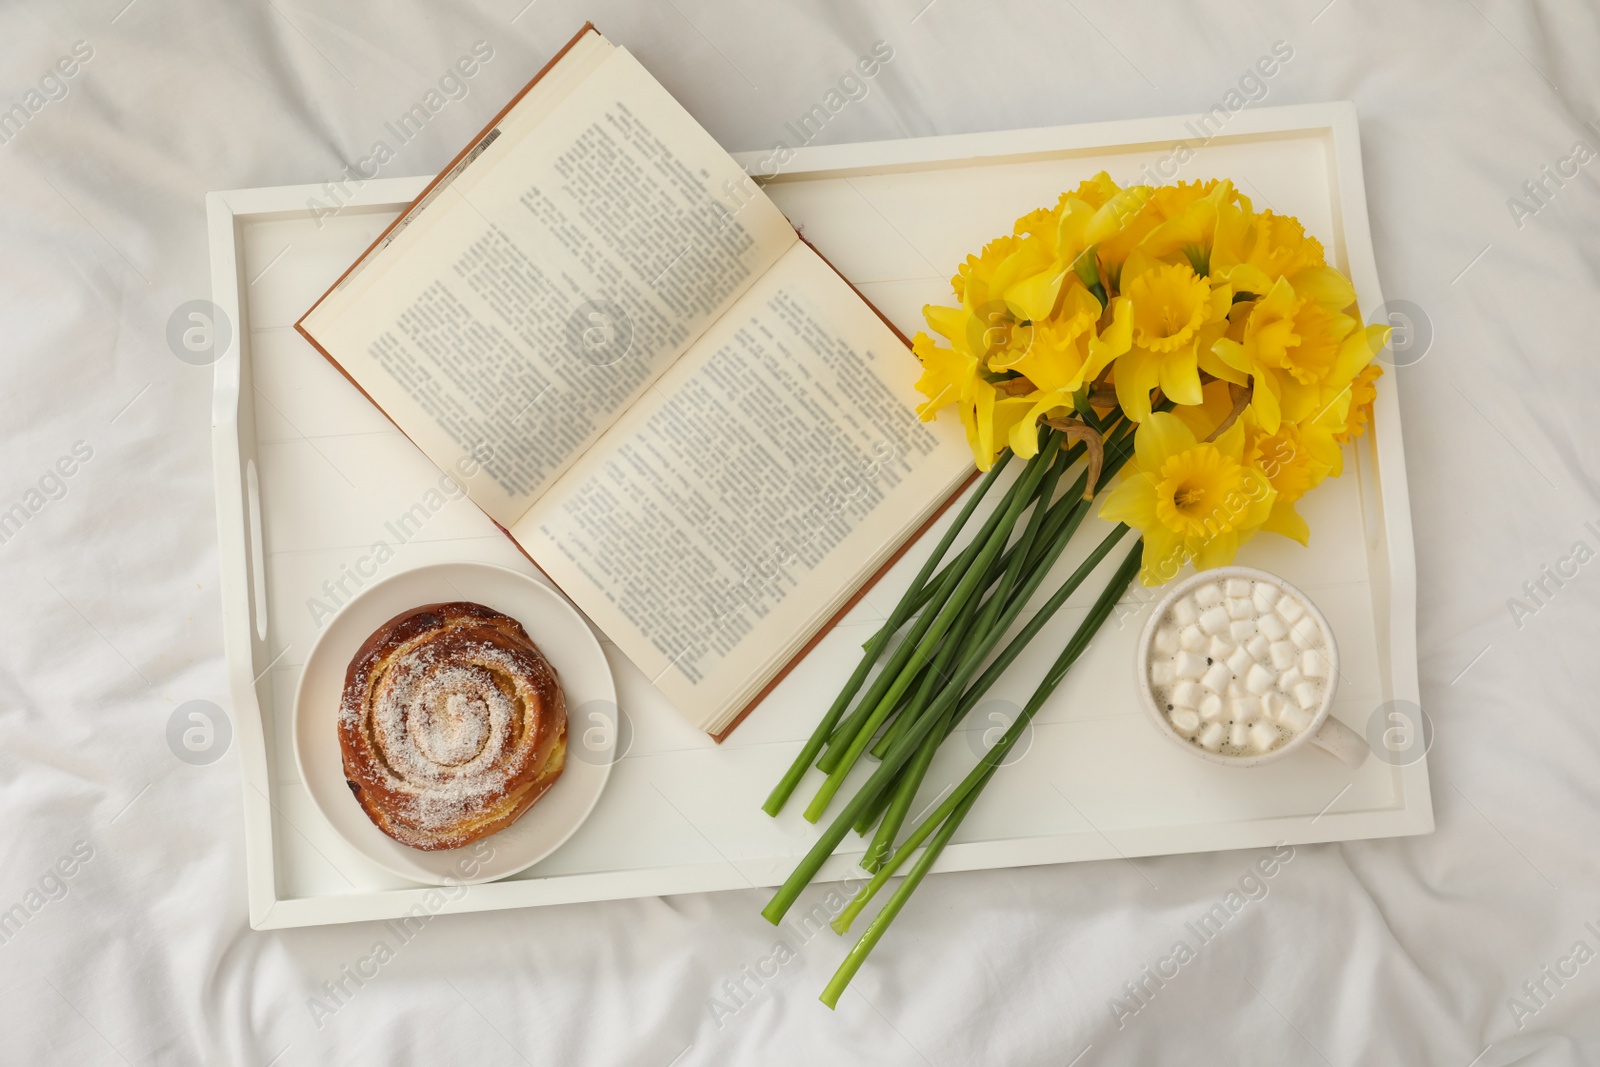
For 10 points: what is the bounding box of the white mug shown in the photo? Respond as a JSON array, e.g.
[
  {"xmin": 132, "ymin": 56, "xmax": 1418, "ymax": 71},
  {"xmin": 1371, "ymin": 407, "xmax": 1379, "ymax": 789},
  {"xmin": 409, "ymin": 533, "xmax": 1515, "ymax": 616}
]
[{"xmin": 1135, "ymin": 566, "xmax": 1369, "ymax": 769}]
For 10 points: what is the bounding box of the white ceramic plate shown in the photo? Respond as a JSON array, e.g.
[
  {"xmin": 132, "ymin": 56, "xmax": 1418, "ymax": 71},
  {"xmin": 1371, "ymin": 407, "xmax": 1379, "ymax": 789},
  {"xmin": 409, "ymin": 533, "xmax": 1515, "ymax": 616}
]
[{"xmin": 293, "ymin": 561, "xmax": 615, "ymax": 886}]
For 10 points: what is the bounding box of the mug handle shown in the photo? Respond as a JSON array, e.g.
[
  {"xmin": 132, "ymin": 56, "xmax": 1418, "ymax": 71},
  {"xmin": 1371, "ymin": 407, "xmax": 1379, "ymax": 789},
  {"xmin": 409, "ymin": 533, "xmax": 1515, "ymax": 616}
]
[{"xmin": 1308, "ymin": 714, "xmax": 1369, "ymax": 768}]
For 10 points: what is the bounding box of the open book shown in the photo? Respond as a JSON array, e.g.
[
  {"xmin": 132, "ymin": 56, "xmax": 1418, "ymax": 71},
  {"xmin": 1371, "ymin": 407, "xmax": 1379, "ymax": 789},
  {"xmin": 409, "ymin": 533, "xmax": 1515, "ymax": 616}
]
[{"xmin": 297, "ymin": 25, "xmax": 972, "ymax": 737}]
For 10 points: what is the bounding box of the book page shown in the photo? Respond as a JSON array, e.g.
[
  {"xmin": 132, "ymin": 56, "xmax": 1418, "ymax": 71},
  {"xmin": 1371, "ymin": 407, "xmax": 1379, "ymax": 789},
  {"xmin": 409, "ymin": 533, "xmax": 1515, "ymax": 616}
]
[
  {"xmin": 513, "ymin": 243, "xmax": 972, "ymax": 730},
  {"xmin": 300, "ymin": 42, "xmax": 797, "ymax": 525}
]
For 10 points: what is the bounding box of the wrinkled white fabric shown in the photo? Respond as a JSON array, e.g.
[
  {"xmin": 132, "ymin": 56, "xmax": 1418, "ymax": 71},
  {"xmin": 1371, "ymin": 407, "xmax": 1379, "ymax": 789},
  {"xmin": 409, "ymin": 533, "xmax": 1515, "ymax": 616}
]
[{"xmin": 1, "ymin": 1, "xmax": 1597, "ymax": 1064}]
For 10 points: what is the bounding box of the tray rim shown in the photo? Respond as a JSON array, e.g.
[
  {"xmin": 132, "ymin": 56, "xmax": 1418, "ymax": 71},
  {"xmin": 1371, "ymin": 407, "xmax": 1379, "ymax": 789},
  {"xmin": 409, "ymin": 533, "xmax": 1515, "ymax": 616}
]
[{"xmin": 209, "ymin": 99, "xmax": 1429, "ymax": 931}]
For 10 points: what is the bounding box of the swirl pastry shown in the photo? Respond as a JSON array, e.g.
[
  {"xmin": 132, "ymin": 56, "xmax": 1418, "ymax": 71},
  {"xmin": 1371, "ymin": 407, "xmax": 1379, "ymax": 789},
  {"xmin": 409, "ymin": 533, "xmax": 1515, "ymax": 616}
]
[{"xmin": 339, "ymin": 602, "xmax": 567, "ymax": 851}]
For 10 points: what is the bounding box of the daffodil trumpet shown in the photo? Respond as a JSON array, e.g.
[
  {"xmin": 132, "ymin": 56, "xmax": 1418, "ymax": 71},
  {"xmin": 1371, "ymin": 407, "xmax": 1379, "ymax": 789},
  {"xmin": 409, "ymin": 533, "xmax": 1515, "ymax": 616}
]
[{"xmin": 763, "ymin": 173, "xmax": 1386, "ymax": 1005}]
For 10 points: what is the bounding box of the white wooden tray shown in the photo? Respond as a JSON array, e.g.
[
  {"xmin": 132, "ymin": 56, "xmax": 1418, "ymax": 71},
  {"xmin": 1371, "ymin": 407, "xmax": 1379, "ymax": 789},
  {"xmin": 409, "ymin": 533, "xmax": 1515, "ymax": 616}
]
[{"xmin": 208, "ymin": 101, "xmax": 1429, "ymax": 930}]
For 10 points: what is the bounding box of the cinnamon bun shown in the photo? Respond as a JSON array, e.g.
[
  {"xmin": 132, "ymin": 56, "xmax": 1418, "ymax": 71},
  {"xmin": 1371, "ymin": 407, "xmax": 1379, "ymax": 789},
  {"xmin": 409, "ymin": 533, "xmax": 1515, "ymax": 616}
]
[{"xmin": 338, "ymin": 602, "xmax": 567, "ymax": 851}]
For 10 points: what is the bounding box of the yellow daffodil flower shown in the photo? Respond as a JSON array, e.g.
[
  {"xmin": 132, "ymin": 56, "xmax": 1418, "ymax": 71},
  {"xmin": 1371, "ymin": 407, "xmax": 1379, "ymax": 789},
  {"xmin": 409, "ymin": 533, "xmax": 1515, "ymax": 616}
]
[
  {"xmin": 911, "ymin": 328, "xmax": 977, "ymax": 420},
  {"xmin": 1209, "ymin": 203, "xmax": 1328, "ymax": 296},
  {"xmin": 1100, "ymin": 412, "xmax": 1275, "ymax": 585},
  {"xmin": 1333, "ymin": 362, "xmax": 1383, "ymax": 444},
  {"xmin": 960, "ymin": 377, "xmax": 1037, "ymax": 471},
  {"xmin": 998, "ymin": 289, "xmax": 1133, "ymax": 458},
  {"xmin": 1211, "ymin": 274, "xmax": 1383, "ymax": 433},
  {"xmin": 1134, "ymin": 179, "xmax": 1240, "ymax": 277},
  {"xmin": 1241, "ymin": 416, "xmax": 1334, "ymax": 546},
  {"xmin": 1112, "ymin": 260, "xmax": 1232, "ymax": 421},
  {"xmin": 910, "ymin": 330, "xmax": 1034, "ymax": 472}
]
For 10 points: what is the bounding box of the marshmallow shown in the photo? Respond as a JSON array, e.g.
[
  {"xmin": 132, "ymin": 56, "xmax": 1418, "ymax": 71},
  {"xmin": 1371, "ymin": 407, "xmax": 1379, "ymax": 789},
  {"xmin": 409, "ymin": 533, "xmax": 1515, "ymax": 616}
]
[
  {"xmin": 1227, "ymin": 597, "xmax": 1254, "ymax": 620},
  {"xmin": 1249, "ymin": 722, "xmax": 1279, "ymax": 753},
  {"xmin": 1291, "ymin": 615, "xmax": 1322, "ymax": 650},
  {"xmin": 1208, "ymin": 635, "xmax": 1234, "ymax": 660},
  {"xmin": 1293, "ymin": 681, "xmax": 1322, "ymax": 711},
  {"xmin": 1227, "ymin": 677, "xmax": 1245, "ymax": 698},
  {"xmin": 1170, "ymin": 708, "xmax": 1201, "ymax": 734},
  {"xmin": 1175, "ymin": 651, "xmax": 1208, "ymax": 679},
  {"xmin": 1279, "ymin": 667, "xmax": 1304, "ymax": 693},
  {"xmin": 1172, "ymin": 596, "xmax": 1200, "ymax": 627},
  {"xmin": 1276, "ymin": 596, "xmax": 1305, "ymax": 625},
  {"xmin": 1300, "ymin": 650, "xmax": 1328, "ymax": 679},
  {"xmin": 1245, "ymin": 663, "xmax": 1276, "ymax": 695},
  {"xmin": 1153, "ymin": 626, "xmax": 1179, "ymax": 655},
  {"xmin": 1229, "ymin": 618, "xmax": 1258, "ymax": 642},
  {"xmin": 1228, "ymin": 721, "xmax": 1248, "ymax": 750},
  {"xmin": 1194, "ymin": 582, "xmax": 1224, "ymax": 608},
  {"xmin": 1201, "ymin": 661, "xmax": 1232, "ymax": 693},
  {"xmin": 1252, "ymin": 585, "xmax": 1280, "ymax": 614},
  {"xmin": 1280, "ymin": 703, "xmax": 1312, "ymax": 733},
  {"xmin": 1247, "ymin": 634, "xmax": 1270, "ymax": 660},
  {"xmin": 1229, "ymin": 697, "xmax": 1257, "ymax": 723},
  {"xmin": 1225, "ymin": 578, "xmax": 1252, "ymax": 598},
  {"xmin": 1269, "ymin": 641, "xmax": 1297, "ymax": 671},
  {"xmin": 1150, "ymin": 660, "xmax": 1176, "ymax": 687},
  {"xmin": 1198, "ymin": 722, "xmax": 1225, "ymax": 751},
  {"xmin": 1258, "ymin": 613, "xmax": 1289, "ymax": 641},
  {"xmin": 1199, "ymin": 693, "xmax": 1225, "ymax": 722},
  {"xmin": 1199, "ymin": 605, "xmax": 1231, "ymax": 635},
  {"xmin": 1226, "ymin": 646, "xmax": 1253, "ymax": 675},
  {"xmin": 1180, "ymin": 625, "xmax": 1207, "ymax": 652},
  {"xmin": 1171, "ymin": 681, "xmax": 1201, "ymax": 710},
  {"xmin": 1259, "ymin": 692, "xmax": 1282, "ymax": 721}
]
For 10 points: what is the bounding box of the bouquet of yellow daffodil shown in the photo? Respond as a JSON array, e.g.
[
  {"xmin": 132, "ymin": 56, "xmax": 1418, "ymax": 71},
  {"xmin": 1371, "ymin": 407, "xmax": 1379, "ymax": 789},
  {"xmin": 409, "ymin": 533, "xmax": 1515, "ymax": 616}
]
[{"xmin": 761, "ymin": 174, "xmax": 1388, "ymax": 1006}]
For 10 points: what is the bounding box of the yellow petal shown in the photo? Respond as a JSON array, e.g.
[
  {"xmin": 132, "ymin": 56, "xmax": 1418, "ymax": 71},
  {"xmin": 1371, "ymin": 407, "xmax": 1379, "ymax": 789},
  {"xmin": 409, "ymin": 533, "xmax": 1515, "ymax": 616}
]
[
  {"xmin": 991, "ymin": 394, "xmax": 1039, "ymax": 458},
  {"xmin": 1239, "ymin": 468, "xmax": 1277, "ymax": 527},
  {"xmin": 1198, "ymin": 346, "xmax": 1248, "ymax": 386},
  {"xmin": 1087, "ymin": 298, "xmax": 1134, "ymax": 378},
  {"xmin": 1057, "ymin": 199, "xmax": 1097, "ymax": 262},
  {"xmin": 1261, "ymin": 497, "xmax": 1310, "ymax": 545},
  {"xmin": 1009, "ymin": 389, "xmax": 1071, "ymax": 456},
  {"xmin": 1212, "ymin": 412, "xmax": 1247, "ymax": 460},
  {"xmin": 1211, "ymin": 337, "xmax": 1249, "ymax": 375},
  {"xmin": 1289, "ymin": 266, "xmax": 1356, "ymax": 311},
  {"xmin": 1251, "ymin": 369, "xmax": 1283, "ymax": 434},
  {"xmin": 1158, "ymin": 352, "xmax": 1204, "ymax": 407},
  {"xmin": 1135, "ymin": 411, "xmax": 1197, "ymax": 471},
  {"xmin": 961, "ymin": 378, "xmax": 996, "ymax": 468},
  {"xmin": 1192, "ymin": 530, "xmax": 1240, "ymax": 571},
  {"xmin": 1114, "ymin": 347, "xmax": 1160, "ymax": 422},
  {"xmin": 1006, "ymin": 269, "xmax": 1066, "ymax": 323},
  {"xmin": 1330, "ymin": 323, "xmax": 1391, "ymax": 383},
  {"xmin": 912, "ymin": 333, "xmax": 977, "ymax": 420},
  {"xmin": 1100, "ymin": 471, "xmax": 1159, "ymax": 528},
  {"xmin": 1221, "ymin": 263, "xmax": 1276, "ymax": 298},
  {"xmin": 1139, "ymin": 525, "xmax": 1189, "ymax": 586},
  {"xmin": 923, "ymin": 304, "xmax": 968, "ymax": 346},
  {"xmin": 1087, "ymin": 186, "xmax": 1155, "ymax": 245},
  {"xmin": 1173, "ymin": 379, "xmax": 1236, "ymax": 441}
]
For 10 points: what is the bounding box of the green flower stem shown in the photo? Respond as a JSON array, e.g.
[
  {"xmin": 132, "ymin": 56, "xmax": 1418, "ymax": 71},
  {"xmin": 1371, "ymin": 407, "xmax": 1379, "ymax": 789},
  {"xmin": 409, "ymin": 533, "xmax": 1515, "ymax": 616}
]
[
  {"xmin": 858, "ymin": 436, "xmax": 1074, "ymax": 861},
  {"xmin": 762, "ymin": 517, "xmax": 1125, "ymax": 928},
  {"xmin": 761, "ymin": 459, "xmax": 1015, "ymax": 818},
  {"xmin": 937, "ymin": 514, "xmax": 1125, "ymax": 751},
  {"xmin": 838, "ymin": 524, "xmax": 1139, "ymax": 934},
  {"xmin": 818, "ymin": 527, "xmax": 980, "ymax": 771},
  {"xmin": 861, "ymin": 692, "xmax": 954, "ymax": 868},
  {"xmin": 864, "ymin": 448, "xmax": 1087, "ymax": 766},
  {"xmin": 832, "ymin": 754, "xmax": 992, "ymax": 935},
  {"xmin": 819, "ymin": 544, "xmax": 1144, "ymax": 1006},
  {"xmin": 859, "ymin": 441, "xmax": 1088, "ymax": 652},
  {"xmin": 853, "ymin": 595, "xmax": 975, "ymax": 840},
  {"xmin": 850, "ymin": 424, "xmax": 1135, "ymax": 849},
  {"xmin": 864, "ymin": 517, "xmax": 1127, "ymax": 882},
  {"xmin": 801, "ymin": 435, "xmax": 1064, "ymax": 822},
  {"xmin": 819, "ymin": 772, "xmax": 985, "ymax": 1010},
  {"xmin": 818, "ymin": 454, "xmax": 1043, "ymax": 770}
]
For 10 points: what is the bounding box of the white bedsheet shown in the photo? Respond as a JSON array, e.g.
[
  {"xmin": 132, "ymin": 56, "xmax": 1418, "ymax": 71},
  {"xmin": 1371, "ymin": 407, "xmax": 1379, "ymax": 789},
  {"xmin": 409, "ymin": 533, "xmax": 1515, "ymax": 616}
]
[{"xmin": 2, "ymin": 1, "xmax": 1597, "ymax": 1063}]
